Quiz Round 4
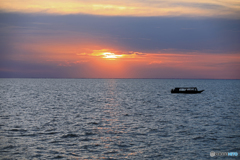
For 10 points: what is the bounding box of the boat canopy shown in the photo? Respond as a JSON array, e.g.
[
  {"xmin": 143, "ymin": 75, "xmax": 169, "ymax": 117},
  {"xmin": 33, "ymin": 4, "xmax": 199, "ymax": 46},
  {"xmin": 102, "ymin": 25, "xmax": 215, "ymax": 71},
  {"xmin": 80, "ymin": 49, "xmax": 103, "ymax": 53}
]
[
  {"xmin": 174, "ymin": 87, "xmax": 197, "ymax": 89},
  {"xmin": 173, "ymin": 87, "xmax": 198, "ymax": 91}
]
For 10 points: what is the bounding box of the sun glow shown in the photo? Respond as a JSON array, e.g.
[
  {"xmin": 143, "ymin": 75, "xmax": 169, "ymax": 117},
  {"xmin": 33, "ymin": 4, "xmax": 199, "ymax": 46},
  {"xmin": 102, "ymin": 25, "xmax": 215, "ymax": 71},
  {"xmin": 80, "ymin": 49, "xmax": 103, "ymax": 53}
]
[{"xmin": 102, "ymin": 52, "xmax": 123, "ymax": 59}]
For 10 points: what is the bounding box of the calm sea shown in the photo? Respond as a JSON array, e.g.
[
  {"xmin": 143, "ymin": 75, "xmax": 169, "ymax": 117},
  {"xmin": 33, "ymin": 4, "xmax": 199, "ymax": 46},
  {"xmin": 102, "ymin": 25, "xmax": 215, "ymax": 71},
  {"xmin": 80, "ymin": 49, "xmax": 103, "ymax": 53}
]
[{"xmin": 0, "ymin": 79, "xmax": 239, "ymax": 159}]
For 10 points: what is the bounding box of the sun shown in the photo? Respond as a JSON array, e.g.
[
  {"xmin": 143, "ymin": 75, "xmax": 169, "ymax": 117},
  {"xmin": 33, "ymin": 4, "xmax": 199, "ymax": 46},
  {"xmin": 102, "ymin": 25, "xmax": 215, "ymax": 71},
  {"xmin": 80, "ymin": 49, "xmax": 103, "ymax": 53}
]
[{"xmin": 102, "ymin": 52, "xmax": 122, "ymax": 59}]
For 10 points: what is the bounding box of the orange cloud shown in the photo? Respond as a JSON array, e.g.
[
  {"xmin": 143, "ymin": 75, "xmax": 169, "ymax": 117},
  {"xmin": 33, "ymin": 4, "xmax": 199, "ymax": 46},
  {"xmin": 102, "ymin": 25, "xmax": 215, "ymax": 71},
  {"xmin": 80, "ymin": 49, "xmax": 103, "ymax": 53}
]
[{"xmin": 0, "ymin": 0, "xmax": 239, "ymax": 18}]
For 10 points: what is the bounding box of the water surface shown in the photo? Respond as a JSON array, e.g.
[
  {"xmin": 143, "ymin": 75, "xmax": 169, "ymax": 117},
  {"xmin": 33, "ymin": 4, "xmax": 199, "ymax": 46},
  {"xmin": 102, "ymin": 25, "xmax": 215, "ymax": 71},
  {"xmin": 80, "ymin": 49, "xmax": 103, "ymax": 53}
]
[{"xmin": 0, "ymin": 79, "xmax": 239, "ymax": 159}]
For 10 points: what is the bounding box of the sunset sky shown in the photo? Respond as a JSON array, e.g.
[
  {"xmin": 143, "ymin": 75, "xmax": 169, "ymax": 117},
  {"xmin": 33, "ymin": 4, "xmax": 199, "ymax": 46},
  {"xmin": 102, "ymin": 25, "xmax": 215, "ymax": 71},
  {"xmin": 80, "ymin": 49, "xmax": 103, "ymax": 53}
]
[{"xmin": 0, "ymin": 0, "xmax": 240, "ymax": 79}]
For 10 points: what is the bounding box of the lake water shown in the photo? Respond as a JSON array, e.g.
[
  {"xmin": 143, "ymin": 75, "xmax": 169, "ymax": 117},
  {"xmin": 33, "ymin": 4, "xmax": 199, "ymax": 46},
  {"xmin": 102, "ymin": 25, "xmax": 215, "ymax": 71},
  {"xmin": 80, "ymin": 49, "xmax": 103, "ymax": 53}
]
[{"xmin": 0, "ymin": 79, "xmax": 239, "ymax": 159}]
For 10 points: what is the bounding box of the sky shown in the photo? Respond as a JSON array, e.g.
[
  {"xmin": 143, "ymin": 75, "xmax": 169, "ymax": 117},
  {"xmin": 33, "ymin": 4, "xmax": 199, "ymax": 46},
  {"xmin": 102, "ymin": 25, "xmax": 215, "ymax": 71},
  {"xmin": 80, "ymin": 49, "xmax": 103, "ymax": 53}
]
[{"xmin": 0, "ymin": 0, "xmax": 240, "ymax": 79}]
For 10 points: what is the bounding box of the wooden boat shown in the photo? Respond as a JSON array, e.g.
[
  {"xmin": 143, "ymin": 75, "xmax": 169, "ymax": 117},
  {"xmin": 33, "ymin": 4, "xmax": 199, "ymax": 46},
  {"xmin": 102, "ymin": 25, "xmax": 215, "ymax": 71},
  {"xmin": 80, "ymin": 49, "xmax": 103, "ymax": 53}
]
[{"xmin": 171, "ymin": 87, "xmax": 204, "ymax": 94}]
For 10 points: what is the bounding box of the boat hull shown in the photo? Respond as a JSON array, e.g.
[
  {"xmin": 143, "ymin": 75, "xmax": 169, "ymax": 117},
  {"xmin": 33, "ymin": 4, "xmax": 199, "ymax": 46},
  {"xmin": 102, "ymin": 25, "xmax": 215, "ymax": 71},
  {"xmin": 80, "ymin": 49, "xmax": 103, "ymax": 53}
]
[{"xmin": 171, "ymin": 90, "xmax": 204, "ymax": 94}]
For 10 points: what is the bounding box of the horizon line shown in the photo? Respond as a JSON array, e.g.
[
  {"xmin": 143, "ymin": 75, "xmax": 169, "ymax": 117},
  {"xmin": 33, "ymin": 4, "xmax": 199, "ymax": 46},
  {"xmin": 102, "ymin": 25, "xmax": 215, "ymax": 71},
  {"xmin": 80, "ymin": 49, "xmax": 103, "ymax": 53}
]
[{"xmin": 0, "ymin": 77, "xmax": 239, "ymax": 80}]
